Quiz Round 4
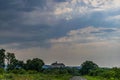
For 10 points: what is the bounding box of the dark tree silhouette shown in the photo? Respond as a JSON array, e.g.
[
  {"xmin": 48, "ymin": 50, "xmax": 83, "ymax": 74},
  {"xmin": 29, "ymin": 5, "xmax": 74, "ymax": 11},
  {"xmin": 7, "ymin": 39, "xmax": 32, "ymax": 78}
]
[
  {"xmin": 6, "ymin": 52, "xmax": 15, "ymax": 65},
  {"xmin": 80, "ymin": 61, "xmax": 98, "ymax": 75},
  {"xmin": 25, "ymin": 58, "xmax": 44, "ymax": 72},
  {"xmin": 0, "ymin": 49, "xmax": 5, "ymax": 68}
]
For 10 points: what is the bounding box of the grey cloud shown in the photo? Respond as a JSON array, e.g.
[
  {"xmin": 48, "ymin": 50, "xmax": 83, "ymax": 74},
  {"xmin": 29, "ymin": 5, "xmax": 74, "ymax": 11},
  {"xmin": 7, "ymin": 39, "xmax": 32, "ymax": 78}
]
[
  {"xmin": 23, "ymin": 0, "xmax": 47, "ymax": 10},
  {"xmin": 0, "ymin": 0, "xmax": 120, "ymax": 49},
  {"xmin": 54, "ymin": 0, "xmax": 67, "ymax": 2},
  {"xmin": 0, "ymin": 0, "xmax": 47, "ymax": 11}
]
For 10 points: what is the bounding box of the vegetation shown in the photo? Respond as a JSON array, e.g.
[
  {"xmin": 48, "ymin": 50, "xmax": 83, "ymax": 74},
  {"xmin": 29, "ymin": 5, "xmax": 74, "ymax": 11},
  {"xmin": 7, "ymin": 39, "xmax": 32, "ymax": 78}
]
[
  {"xmin": 0, "ymin": 49, "xmax": 5, "ymax": 68},
  {"xmin": 80, "ymin": 61, "xmax": 120, "ymax": 80},
  {"xmin": 0, "ymin": 72, "xmax": 72, "ymax": 80},
  {"xmin": 0, "ymin": 49, "xmax": 72, "ymax": 80},
  {"xmin": 84, "ymin": 76, "xmax": 105, "ymax": 80},
  {"xmin": 87, "ymin": 67, "xmax": 120, "ymax": 80},
  {"xmin": 80, "ymin": 61, "xmax": 98, "ymax": 75},
  {"xmin": 0, "ymin": 48, "xmax": 120, "ymax": 80},
  {"xmin": 25, "ymin": 58, "xmax": 44, "ymax": 72}
]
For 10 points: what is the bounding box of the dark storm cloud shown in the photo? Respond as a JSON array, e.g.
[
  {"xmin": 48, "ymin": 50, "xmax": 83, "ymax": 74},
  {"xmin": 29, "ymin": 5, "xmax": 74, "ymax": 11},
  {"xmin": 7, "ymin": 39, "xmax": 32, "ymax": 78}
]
[
  {"xmin": 0, "ymin": 0, "xmax": 120, "ymax": 49},
  {"xmin": 0, "ymin": 0, "xmax": 47, "ymax": 30},
  {"xmin": 0, "ymin": 0, "xmax": 68, "ymax": 48},
  {"xmin": 0, "ymin": 0, "xmax": 46, "ymax": 11},
  {"xmin": 22, "ymin": 0, "xmax": 47, "ymax": 11},
  {"xmin": 0, "ymin": 0, "xmax": 51, "ymax": 48},
  {"xmin": 54, "ymin": 0, "xmax": 67, "ymax": 2}
]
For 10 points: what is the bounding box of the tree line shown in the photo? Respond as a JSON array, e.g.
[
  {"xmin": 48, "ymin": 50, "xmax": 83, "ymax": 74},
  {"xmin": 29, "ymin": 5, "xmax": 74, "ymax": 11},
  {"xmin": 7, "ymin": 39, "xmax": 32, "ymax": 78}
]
[
  {"xmin": 1, "ymin": 49, "xmax": 120, "ymax": 79},
  {"xmin": 0, "ymin": 49, "xmax": 44, "ymax": 72}
]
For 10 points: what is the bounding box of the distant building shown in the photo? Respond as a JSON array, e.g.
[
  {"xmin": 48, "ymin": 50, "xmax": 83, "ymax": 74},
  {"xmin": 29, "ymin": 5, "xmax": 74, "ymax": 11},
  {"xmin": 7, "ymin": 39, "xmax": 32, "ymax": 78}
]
[{"xmin": 51, "ymin": 61, "xmax": 65, "ymax": 68}]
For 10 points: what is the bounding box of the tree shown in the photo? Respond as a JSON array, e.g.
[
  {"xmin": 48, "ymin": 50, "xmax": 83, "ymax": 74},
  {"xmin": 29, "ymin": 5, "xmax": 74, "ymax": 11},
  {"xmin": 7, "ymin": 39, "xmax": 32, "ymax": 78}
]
[
  {"xmin": 6, "ymin": 52, "xmax": 15, "ymax": 65},
  {"xmin": 25, "ymin": 58, "xmax": 44, "ymax": 72},
  {"xmin": 0, "ymin": 49, "xmax": 5, "ymax": 68},
  {"xmin": 80, "ymin": 61, "xmax": 98, "ymax": 75},
  {"xmin": 16, "ymin": 60, "xmax": 24, "ymax": 69},
  {"xmin": 6, "ymin": 52, "xmax": 16, "ymax": 70},
  {"xmin": 6, "ymin": 52, "xmax": 25, "ymax": 70}
]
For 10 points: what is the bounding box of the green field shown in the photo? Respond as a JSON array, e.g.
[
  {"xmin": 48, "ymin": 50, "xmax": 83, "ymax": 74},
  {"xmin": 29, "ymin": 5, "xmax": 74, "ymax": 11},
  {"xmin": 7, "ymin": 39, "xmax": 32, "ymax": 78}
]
[
  {"xmin": 0, "ymin": 73, "xmax": 120, "ymax": 80},
  {"xmin": 84, "ymin": 76, "xmax": 119, "ymax": 80},
  {"xmin": 0, "ymin": 73, "xmax": 72, "ymax": 80}
]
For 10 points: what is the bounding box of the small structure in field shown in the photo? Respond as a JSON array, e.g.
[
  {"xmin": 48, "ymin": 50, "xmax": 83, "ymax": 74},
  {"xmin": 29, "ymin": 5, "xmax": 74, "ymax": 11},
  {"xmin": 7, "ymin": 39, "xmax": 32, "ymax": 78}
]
[{"xmin": 51, "ymin": 61, "xmax": 65, "ymax": 68}]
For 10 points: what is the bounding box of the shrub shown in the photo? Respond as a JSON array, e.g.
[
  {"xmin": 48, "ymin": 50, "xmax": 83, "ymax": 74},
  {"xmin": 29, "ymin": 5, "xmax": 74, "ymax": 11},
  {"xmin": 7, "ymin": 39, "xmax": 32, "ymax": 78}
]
[
  {"xmin": 80, "ymin": 61, "xmax": 98, "ymax": 75},
  {"xmin": 100, "ymin": 70, "xmax": 115, "ymax": 79},
  {"xmin": 27, "ymin": 70, "xmax": 38, "ymax": 74},
  {"xmin": 0, "ymin": 68, "xmax": 4, "ymax": 74},
  {"xmin": 10, "ymin": 69, "xmax": 26, "ymax": 74},
  {"xmin": 4, "ymin": 73, "xmax": 14, "ymax": 79}
]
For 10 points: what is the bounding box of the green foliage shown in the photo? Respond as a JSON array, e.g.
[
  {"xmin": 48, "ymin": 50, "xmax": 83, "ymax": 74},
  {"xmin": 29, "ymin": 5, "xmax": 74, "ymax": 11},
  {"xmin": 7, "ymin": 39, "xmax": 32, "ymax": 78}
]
[
  {"xmin": 43, "ymin": 68, "xmax": 69, "ymax": 75},
  {"xmin": 80, "ymin": 61, "xmax": 98, "ymax": 75},
  {"xmin": 6, "ymin": 52, "xmax": 15, "ymax": 65},
  {"xmin": 101, "ymin": 70, "xmax": 115, "ymax": 79},
  {"xmin": 65, "ymin": 67, "xmax": 80, "ymax": 76},
  {"xmin": 87, "ymin": 67, "xmax": 120, "ymax": 80},
  {"xmin": 84, "ymin": 76, "xmax": 106, "ymax": 80},
  {"xmin": 4, "ymin": 73, "xmax": 14, "ymax": 79},
  {"xmin": 0, "ymin": 72, "xmax": 72, "ymax": 80},
  {"xmin": 27, "ymin": 70, "xmax": 38, "ymax": 74},
  {"xmin": 0, "ymin": 68, "xmax": 4, "ymax": 74},
  {"xmin": 89, "ymin": 68, "xmax": 108, "ymax": 76},
  {"xmin": 7, "ymin": 59, "xmax": 24, "ymax": 70},
  {"xmin": 6, "ymin": 53, "xmax": 25, "ymax": 70},
  {"xmin": 43, "ymin": 67, "xmax": 81, "ymax": 76},
  {"xmin": 112, "ymin": 67, "xmax": 120, "ymax": 79},
  {"xmin": 25, "ymin": 58, "xmax": 44, "ymax": 72},
  {"xmin": 9, "ymin": 69, "xmax": 26, "ymax": 74},
  {"xmin": 1, "ymin": 49, "xmax": 120, "ymax": 80},
  {"xmin": 0, "ymin": 49, "xmax": 5, "ymax": 68}
]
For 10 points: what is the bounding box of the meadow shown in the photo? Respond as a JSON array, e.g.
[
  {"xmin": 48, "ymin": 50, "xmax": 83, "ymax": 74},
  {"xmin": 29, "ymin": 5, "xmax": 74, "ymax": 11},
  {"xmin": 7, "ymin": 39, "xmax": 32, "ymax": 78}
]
[
  {"xmin": 0, "ymin": 73, "xmax": 72, "ymax": 80},
  {"xmin": 84, "ymin": 76, "xmax": 119, "ymax": 80}
]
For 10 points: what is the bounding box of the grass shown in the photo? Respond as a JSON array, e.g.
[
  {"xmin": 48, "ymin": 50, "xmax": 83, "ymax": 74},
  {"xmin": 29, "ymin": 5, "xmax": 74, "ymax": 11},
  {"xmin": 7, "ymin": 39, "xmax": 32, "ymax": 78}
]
[
  {"xmin": 84, "ymin": 75, "xmax": 119, "ymax": 80},
  {"xmin": 84, "ymin": 76, "xmax": 107, "ymax": 80},
  {"xmin": 0, "ymin": 73, "xmax": 72, "ymax": 80}
]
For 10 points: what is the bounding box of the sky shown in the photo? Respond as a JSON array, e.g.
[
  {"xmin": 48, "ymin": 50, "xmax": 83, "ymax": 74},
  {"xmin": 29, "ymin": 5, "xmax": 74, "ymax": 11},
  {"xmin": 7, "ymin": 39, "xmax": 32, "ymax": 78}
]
[{"xmin": 0, "ymin": 0, "xmax": 120, "ymax": 67}]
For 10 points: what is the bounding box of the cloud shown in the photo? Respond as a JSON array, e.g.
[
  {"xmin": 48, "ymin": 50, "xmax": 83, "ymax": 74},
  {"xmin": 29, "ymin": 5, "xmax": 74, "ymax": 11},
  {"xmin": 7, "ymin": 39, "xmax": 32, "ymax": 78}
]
[
  {"xmin": 47, "ymin": 26, "xmax": 120, "ymax": 67},
  {"xmin": 50, "ymin": 26, "xmax": 120, "ymax": 44},
  {"xmin": 53, "ymin": 0, "xmax": 120, "ymax": 20},
  {"xmin": 54, "ymin": 7, "xmax": 72, "ymax": 15},
  {"xmin": 0, "ymin": 0, "xmax": 120, "ymax": 49},
  {"xmin": 54, "ymin": 0, "xmax": 67, "ymax": 2},
  {"xmin": 107, "ymin": 15, "xmax": 120, "ymax": 23},
  {"xmin": 7, "ymin": 35, "xmax": 120, "ymax": 67}
]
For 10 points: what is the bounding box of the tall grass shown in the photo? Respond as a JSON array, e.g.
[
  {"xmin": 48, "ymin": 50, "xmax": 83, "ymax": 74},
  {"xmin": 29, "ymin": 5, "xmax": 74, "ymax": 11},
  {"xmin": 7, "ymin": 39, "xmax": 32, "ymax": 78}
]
[
  {"xmin": 84, "ymin": 75, "xmax": 119, "ymax": 80},
  {"xmin": 0, "ymin": 73, "xmax": 72, "ymax": 80}
]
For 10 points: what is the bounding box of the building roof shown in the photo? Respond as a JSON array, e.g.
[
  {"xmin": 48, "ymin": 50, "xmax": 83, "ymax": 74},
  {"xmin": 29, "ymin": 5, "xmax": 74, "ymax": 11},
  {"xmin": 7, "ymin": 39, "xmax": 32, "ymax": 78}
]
[{"xmin": 51, "ymin": 61, "xmax": 65, "ymax": 66}]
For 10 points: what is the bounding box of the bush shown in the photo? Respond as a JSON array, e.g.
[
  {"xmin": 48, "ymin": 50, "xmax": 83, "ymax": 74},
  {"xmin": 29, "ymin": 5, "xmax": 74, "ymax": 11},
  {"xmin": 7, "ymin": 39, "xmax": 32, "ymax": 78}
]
[
  {"xmin": 100, "ymin": 70, "xmax": 115, "ymax": 79},
  {"xmin": 43, "ymin": 68, "xmax": 69, "ymax": 75},
  {"xmin": 89, "ymin": 68, "xmax": 106, "ymax": 76},
  {"xmin": 80, "ymin": 61, "xmax": 98, "ymax": 75},
  {"xmin": 4, "ymin": 73, "xmax": 14, "ymax": 79},
  {"xmin": 112, "ymin": 67, "xmax": 120, "ymax": 79},
  {"xmin": 43, "ymin": 69, "xmax": 52, "ymax": 74},
  {"xmin": 10, "ymin": 69, "xmax": 26, "ymax": 74},
  {"xmin": 27, "ymin": 70, "xmax": 38, "ymax": 74},
  {"xmin": 0, "ymin": 68, "xmax": 4, "ymax": 74}
]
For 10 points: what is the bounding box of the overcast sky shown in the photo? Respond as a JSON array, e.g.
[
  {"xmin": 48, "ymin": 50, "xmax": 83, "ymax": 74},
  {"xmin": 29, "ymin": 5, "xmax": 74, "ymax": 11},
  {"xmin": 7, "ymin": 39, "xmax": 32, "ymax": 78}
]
[{"xmin": 0, "ymin": 0, "xmax": 120, "ymax": 67}]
